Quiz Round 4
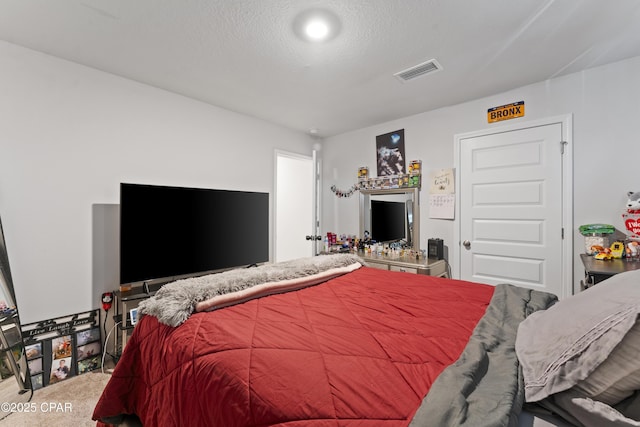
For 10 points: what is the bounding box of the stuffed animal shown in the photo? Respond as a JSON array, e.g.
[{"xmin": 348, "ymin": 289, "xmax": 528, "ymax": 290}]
[
  {"xmin": 627, "ymin": 241, "xmax": 640, "ymax": 258},
  {"xmin": 623, "ymin": 191, "xmax": 640, "ymax": 241},
  {"xmin": 627, "ymin": 191, "xmax": 640, "ymax": 214}
]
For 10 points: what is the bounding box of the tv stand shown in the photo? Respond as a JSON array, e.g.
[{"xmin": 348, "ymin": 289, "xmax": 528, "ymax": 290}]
[{"xmin": 113, "ymin": 287, "xmax": 157, "ymax": 356}]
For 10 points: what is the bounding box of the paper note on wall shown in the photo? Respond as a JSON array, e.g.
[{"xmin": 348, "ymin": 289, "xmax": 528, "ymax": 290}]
[{"xmin": 429, "ymin": 168, "xmax": 455, "ymax": 219}]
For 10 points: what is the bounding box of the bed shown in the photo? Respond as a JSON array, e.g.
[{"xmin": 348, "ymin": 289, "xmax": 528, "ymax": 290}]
[{"xmin": 92, "ymin": 254, "xmax": 640, "ymax": 427}]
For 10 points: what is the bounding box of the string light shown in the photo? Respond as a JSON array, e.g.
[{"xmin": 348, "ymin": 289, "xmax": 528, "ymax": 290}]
[{"xmin": 330, "ymin": 183, "xmax": 361, "ymax": 198}]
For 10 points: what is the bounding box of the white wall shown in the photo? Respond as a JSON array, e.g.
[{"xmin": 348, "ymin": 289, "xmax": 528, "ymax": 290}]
[
  {"xmin": 0, "ymin": 41, "xmax": 313, "ymax": 323},
  {"xmin": 321, "ymin": 55, "xmax": 640, "ymax": 293},
  {"xmin": 3, "ymin": 41, "xmax": 638, "ymax": 323}
]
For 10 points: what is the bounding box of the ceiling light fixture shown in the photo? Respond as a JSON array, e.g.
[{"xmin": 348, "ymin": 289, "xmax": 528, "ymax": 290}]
[
  {"xmin": 293, "ymin": 8, "xmax": 341, "ymax": 42},
  {"xmin": 305, "ymin": 20, "xmax": 329, "ymax": 40}
]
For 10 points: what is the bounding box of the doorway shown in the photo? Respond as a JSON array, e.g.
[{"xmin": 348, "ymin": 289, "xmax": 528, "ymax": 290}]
[
  {"xmin": 274, "ymin": 151, "xmax": 317, "ymax": 262},
  {"xmin": 454, "ymin": 116, "xmax": 573, "ymax": 298}
]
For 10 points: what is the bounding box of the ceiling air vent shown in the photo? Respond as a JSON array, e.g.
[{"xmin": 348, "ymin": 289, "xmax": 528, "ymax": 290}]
[{"xmin": 394, "ymin": 59, "xmax": 442, "ymax": 83}]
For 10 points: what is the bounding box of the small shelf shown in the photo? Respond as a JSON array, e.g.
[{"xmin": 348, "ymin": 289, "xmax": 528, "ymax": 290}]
[{"xmin": 113, "ymin": 289, "xmax": 154, "ymax": 356}]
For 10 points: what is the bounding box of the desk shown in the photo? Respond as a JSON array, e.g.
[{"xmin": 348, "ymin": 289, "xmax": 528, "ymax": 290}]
[{"xmin": 580, "ymin": 253, "xmax": 640, "ymax": 289}]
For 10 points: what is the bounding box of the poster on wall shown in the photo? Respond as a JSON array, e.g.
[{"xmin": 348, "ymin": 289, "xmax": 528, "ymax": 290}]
[
  {"xmin": 376, "ymin": 129, "xmax": 406, "ymax": 176},
  {"xmin": 428, "ymin": 168, "xmax": 455, "ymax": 219},
  {"xmin": 487, "ymin": 101, "xmax": 524, "ymax": 123}
]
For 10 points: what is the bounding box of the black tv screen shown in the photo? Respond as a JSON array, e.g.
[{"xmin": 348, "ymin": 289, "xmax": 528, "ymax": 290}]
[
  {"xmin": 370, "ymin": 200, "xmax": 406, "ymax": 243},
  {"xmin": 120, "ymin": 183, "xmax": 269, "ymax": 285}
]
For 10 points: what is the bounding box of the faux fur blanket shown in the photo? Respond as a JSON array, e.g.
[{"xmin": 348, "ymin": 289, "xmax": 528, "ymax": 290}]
[{"xmin": 138, "ymin": 254, "xmax": 364, "ymax": 327}]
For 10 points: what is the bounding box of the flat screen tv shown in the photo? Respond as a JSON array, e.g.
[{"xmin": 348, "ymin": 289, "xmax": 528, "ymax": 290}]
[
  {"xmin": 120, "ymin": 183, "xmax": 269, "ymax": 285},
  {"xmin": 370, "ymin": 200, "xmax": 406, "ymax": 244}
]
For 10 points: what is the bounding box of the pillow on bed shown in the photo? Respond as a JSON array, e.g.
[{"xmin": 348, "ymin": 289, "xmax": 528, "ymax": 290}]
[
  {"xmin": 571, "ymin": 319, "xmax": 640, "ymax": 405},
  {"xmin": 515, "ymin": 268, "xmax": 640, "ymax": 404},
  {"xmin": 539, "ymin": 389, "xmax": 640, "ymax": 427}
]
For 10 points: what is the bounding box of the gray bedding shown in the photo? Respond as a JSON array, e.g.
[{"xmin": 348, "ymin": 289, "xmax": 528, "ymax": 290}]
[{"xmin": 409, "ymin": 283, "xmax": 557, "ymax": 427}]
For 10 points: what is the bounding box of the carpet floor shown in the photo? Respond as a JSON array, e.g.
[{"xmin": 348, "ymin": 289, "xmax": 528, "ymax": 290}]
[{"xmin": 0, "ymin": 371, "xmax": 111, "ymax": 427}]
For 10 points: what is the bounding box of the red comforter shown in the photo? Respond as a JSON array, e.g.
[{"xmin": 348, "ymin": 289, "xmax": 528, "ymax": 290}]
[{"xmin": 93, "ymin": 266, "xmax": 494, "ymax": 426}]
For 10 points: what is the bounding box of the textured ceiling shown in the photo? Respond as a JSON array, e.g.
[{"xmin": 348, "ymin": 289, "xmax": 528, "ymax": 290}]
[{"xmin": 1, "ymin": 0, "xmax": 640, "ymax": 137}]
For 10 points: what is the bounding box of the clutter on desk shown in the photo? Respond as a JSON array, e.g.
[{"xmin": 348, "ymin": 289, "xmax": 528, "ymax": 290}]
[
  {"xmin": 580, "ymin": 223, "xmax": 639, "ymax": 260},
  {"xmin": 579, "ymin": 224, "xmax": 616, "ymax": 255},
  {"xmin": 322, "ymin": 231, "xmax": 424, "ymax": 259}
]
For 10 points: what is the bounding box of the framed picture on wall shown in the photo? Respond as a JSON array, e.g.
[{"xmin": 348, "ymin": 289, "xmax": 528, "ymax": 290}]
[
  {"xmin": 78, "ymin": 356, "xmax": 100, "ymax": 374},
  {"xmin": 49, "ymin": 356, "xmax": 72, "ymax": 384},
  {"xmin": 22, "ymin": 309, "xmax": 101, "ymax": 388},
  {"xmin": 50, "ymin": 335, "xmax": 74, "ymax": 384},
  {"xmin": 76, "ymin": 327, "xmax": 100, "ymax": 346},
  {"xmin": 376, "ymin": 129, "xmax": 406, "ymax": 176},
  {"xmin": 31, "ymin": 373, "xmax": 44, "ymax": 390},
  {"xmin": 28, "ymin": 357, "xmax": 43, "ymax": 375},
  {"xmin": 25, "ymin": 342, "xmax": 42, "ymax": 359},
  {"xmin": 77, "ymin": 341, "xmax": 101, "ymax": 360}
]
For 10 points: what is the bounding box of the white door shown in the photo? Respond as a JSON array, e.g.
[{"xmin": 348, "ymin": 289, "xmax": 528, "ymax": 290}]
[
  {"xmin": 455, "ymin": 117, "xmax": 572, "ymax": 298},
  {"xmin": 275, "ymin": 151, "xmax": 317, "ymax": 262}
]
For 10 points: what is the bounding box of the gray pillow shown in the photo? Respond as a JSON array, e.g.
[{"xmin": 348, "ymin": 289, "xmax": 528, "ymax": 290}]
[
  {"xmin": 571, "ymin": 319, "xmax": 640, "ymax": 405},
  {"xmin": 539, "ymin": 389, "xmax": 640, "ymax": 427},
  {"xmin": 515, "ymin": 269, "xmax": 640, "ymax": 403}
]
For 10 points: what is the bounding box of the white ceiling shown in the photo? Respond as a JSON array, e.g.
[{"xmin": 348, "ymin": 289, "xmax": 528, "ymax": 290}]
[{"xmin": 1, "ymin": 0, "xmax": 640, "ymax": 138}]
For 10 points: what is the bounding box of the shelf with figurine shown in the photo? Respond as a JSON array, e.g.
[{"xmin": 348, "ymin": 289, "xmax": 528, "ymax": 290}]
[
  {"xmin": 330, "ymin": 161, "xmax": 423, "ymax": 198},
  {"xmin": 358, "ymin": 160, "xmax": 422, "ymax": 191}
]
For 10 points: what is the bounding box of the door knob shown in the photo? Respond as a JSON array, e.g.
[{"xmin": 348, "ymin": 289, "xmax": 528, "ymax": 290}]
[{"xmin": 462, "ymin": 240, "xmax": 471, "ymax": 249}]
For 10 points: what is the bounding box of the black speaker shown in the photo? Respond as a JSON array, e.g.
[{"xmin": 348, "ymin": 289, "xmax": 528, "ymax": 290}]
[{"xmin": 428, "ymin": 238, "xmax": 444, "ymax": 260}]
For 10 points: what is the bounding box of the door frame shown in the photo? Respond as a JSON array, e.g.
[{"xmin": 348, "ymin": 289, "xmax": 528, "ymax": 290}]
[
  {"xmin": 273, "ymin": 150, "xmax": 319, "ymax": 261},
  {"xmin": 452, "ymin": 115, "xmax": 573, "ymax": 297}
]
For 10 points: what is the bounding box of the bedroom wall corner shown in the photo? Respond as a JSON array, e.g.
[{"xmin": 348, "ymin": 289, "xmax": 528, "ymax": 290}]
[
  {"xmin": 321, "ymin": 55, "xmax": 640, "ymax": 294},
  {"xmin": 0, "ymin": 40, "xmax": 315, "ymax": 324}
]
